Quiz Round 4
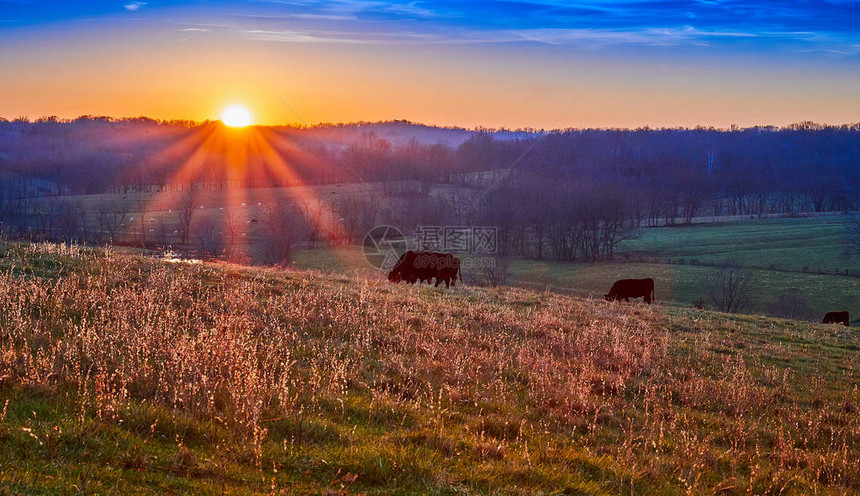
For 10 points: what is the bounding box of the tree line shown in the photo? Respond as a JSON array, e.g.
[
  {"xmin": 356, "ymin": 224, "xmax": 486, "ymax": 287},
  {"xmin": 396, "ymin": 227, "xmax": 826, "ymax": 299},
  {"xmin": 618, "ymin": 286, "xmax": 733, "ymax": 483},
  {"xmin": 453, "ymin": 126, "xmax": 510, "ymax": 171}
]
[{"xmin": 1, "ymin": 117, "xmax": 858, "ymax": 263}]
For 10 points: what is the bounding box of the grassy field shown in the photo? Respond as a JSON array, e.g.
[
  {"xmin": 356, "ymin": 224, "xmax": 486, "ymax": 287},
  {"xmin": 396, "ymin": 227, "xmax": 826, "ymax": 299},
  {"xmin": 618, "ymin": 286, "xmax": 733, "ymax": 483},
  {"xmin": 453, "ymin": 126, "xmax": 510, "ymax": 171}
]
[
  {"xmin": 508, "ymin": 260, "xmax": 860, "ymax": 318},
  {"xmin": 294, "ymin": 217, "xmax": 860, "ymax": 318},
  {"xmin": 618, "ymin": 215, "xmax": 856, "ymax": 273},
  {"xmin": 1, "ymin": 241, "xmax": 858, "ymax": 494},
  {"xmin": 289, "ymin": 215, "xmax": 860, "ymax": 320},
  {"xmin": 514, "ymin": 215, "xmax": 860, "ymax": 319}
]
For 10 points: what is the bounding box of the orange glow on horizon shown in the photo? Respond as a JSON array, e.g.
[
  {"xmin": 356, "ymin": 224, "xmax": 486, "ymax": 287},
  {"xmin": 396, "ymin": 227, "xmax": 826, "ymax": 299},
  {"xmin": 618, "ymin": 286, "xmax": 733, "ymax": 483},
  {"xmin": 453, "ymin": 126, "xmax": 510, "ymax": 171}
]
[
  {"xmin": 220, "ymin": 105, "xmax": 253, "ymax": 128},
  {"xmin": 2, "ymin": 22, "xmax": 857, "ymax": 131}
]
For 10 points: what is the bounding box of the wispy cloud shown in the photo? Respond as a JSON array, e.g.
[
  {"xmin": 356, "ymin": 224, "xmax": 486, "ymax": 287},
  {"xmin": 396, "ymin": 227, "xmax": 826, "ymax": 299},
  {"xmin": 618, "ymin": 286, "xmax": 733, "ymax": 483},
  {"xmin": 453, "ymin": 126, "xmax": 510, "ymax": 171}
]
[
  {"xmin": 243, "ymin": 27, "xmax": 440, "ymax": 44},
  {"xmin": 244, "ymin": 29, "xmax": 362, "ymax": 43},
  {"xmin": 214, "ymin": 0, "xmax": 860, "ymax": 54},
  {"xmin": 124, "ymin": 2, "xmax": 146, "ymax": 12},
  {"xmin": 233, "ymin": 13, "xmax": 357, "ymax": 21}
]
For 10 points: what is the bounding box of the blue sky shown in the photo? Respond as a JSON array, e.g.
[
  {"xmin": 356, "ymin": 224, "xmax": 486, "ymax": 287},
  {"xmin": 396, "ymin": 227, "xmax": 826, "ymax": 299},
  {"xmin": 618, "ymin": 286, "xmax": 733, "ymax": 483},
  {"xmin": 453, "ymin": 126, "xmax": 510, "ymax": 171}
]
[{"xmin": 4, "ymin": 0, "xmax": 860, "ymax": 52}]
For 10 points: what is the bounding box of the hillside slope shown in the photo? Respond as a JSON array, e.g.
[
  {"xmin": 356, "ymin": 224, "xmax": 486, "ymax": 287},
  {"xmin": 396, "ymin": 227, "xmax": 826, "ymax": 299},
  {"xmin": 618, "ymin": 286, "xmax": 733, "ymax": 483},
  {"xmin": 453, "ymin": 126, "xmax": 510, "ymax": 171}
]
[{"xmin": 0, "ymin": 242, "xmax": 858, "ymax": 495}]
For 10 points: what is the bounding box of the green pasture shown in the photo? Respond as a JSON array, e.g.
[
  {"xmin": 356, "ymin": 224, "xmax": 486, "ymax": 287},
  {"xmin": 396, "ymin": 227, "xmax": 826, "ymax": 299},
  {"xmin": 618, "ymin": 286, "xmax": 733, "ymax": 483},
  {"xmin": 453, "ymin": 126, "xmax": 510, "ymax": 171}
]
[
  {"xmin": 618, "ymin": 215, "xmax": 856, "ymax": 273},
  {"xmin": 509, "ymin": 260, "xmax": 860, "ymax": 319},
  {"xmin": 290, "ymin": 215, "xmax": 860, "ymax": 320}
]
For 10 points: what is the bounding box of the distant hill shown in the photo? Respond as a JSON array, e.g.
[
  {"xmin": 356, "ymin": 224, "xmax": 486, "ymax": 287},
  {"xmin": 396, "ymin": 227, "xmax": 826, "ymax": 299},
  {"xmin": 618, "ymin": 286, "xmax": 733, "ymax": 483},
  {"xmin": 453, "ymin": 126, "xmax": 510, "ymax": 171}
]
[
  {"xmin": 296, "ymin": 120, "xmax": 479, "ymax": 146},
  {"xmin": 275, "ymin": 120, "xmax": 545, "ymax": 147}
]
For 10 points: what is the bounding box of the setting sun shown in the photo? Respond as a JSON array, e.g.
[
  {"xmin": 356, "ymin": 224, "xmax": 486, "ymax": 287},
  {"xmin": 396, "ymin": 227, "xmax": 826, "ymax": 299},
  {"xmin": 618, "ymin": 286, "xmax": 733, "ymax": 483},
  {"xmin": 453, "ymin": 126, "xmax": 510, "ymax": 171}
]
[{"xmin": 220, "ymin": 105, "xmax": 252, "ymax": 127}]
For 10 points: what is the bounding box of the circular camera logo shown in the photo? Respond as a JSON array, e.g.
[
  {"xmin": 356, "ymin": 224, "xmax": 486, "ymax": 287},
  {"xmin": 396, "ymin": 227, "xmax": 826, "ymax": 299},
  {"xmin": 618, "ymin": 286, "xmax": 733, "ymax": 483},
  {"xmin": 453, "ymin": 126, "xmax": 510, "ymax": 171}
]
[{"xmin": 363, "ymin": 225, "xmax": 408, "ymax": 270}]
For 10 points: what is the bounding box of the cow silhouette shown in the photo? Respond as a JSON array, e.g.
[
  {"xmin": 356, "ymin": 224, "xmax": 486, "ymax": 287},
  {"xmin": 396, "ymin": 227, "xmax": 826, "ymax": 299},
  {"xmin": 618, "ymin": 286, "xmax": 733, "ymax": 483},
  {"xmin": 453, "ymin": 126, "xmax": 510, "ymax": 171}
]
[
  {"xmin": 604, "ymin": 278, "xmax": 655, "ymax": 304},
  {"xmin": 821, "ymin": 311, "xmax": 849, "ymax": 326},
  {"xmin": 388, "ymin": 250, "xmax": 461, "ymax": 288},
  {"xmin": 388, "ymin": 250, "xmax": 419, "ymax": 284}
]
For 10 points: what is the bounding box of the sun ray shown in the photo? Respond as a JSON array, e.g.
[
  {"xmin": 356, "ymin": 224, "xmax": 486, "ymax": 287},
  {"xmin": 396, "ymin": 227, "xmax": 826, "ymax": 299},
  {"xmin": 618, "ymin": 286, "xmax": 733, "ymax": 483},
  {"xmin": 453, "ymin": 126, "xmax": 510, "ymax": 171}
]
[
  {"xmin": 248, "ymin": 129, "xmax": 351, "ymax": 244},
  {"xmin": 126, "ymin": 116, "xmax": 357, "ymax": 265}
]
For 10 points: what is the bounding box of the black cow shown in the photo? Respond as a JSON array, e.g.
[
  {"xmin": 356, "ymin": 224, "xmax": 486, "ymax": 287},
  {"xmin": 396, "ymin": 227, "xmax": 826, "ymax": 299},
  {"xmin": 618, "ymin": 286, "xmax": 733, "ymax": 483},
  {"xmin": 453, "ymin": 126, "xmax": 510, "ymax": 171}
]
[
  {"xmin": 604, "ymin": 278, "xmax": 655, "ymax": 304},
  {"xmin": 822, "ymin": 311, "xmax": 849, "ymax": 326},
  {"xmin": 411, "ymin": 251, "xmax": 435, "ymax": 285},
  {"xmin": 388, "ymin": 251, "xmax": 461, "ymax": 288},
  {"xmin": 388, "ymin": 251, "xmax": 419, "ymax": 284},
  {"xmin": 421, "ymin": 252, "xmax": 460, "ymax": 288}
]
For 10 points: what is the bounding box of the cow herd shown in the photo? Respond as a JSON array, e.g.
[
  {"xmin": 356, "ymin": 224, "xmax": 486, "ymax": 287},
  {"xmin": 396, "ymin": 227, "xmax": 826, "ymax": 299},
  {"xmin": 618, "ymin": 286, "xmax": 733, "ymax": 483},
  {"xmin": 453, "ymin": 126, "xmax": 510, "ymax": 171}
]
[{"xmin": 385, "ymin": 255, "xmax": 850, "ymax": 327}]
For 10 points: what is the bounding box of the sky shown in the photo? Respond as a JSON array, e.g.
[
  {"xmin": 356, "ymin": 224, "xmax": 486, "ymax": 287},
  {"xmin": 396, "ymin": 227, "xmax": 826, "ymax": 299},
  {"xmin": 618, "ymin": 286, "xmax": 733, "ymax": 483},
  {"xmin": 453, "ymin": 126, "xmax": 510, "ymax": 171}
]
[{"xmin": 1, "ymin": 0, "xmax": 859, "ymax": 129}]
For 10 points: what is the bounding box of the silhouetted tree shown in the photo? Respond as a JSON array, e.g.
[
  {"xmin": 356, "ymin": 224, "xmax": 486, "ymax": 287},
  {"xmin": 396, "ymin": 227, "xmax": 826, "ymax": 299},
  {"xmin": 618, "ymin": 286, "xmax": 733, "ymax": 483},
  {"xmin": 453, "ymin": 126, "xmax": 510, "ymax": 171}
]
[
  {"xmin": 176, "ymin": 188, "xmax": 199, "ymax": 245},
  {"xmin": 94, "ymin": 201, "xmax": 128, "ymax": 242},
  {"xmin": 260, "ymin": 202, "xmax": 299, "ymax": 265},
  {"xmin": 704, "ymin": 261, "xmax": 753, "ymax": 313}
]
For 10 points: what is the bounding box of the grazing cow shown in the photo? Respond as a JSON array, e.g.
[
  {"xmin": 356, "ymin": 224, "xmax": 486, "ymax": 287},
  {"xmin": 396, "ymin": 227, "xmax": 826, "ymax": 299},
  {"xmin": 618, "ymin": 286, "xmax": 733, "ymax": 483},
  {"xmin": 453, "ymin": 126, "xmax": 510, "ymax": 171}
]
[
  {"xmin": 604, "ymin": 278, "xmax": 655, "ymax": 304},
  {"xmin": 388, "ymin": 250, "xmax": 419, "ymax": 284},
  {"xmin": 821, "ymin": 311, "xmax": 849, "ymax": 326},
  {"xmin": 388, "ymin": 251, "xmax": 461, "ymax": 288},
  {"xmin": 423, "ymin": 252, "xmax": 460, "ymax": 288}
]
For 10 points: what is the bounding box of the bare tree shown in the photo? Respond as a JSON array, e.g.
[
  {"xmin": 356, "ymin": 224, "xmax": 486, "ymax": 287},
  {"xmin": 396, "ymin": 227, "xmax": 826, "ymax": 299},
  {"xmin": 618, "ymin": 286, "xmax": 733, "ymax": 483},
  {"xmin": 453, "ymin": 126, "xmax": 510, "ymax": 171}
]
[
  {"xmin": 222, "ymin": 209, "xmax": 242, "ymax": 248},
  {"xmin": 704, "ymin": 261, "xmax": 753, "ymax": 313},
  {"xmin": 336, "ymin": 195, "xmax": 377, "ymax": 242},
  {"xmin": 94, "ymin": 201, "xmax": 129, "ymax": 243},
  {"xmin": 196, "ymin": 214, "xmax": 222, "ymax": 257},
  {"xmin": 134, "ymin": 196, "xmax": 150, "ymax": 246},
  {"xmin": 842, "ymin": 216, "xmax": 860, "ymax": 259},
  {"xmin": 34, "ymin": 197, "xmax": 59, "ymax": 239},
  {"xmin": 76, "ymin": 203, "xmax": 95, "ymax": 243},
  {"xmin": 480, "ymin": 255, "xmax": 510, "ymax": 288},
  {"xmin": 300, "ymin": 201, "xmax": 323, "ymax": 248},
  {"xmin": 54, "ymin": 200, "xmax": 79, "ymax": 243},
  {"xmin": 176, "ymin": 188, "xmax": 199, "ymax": 245},
  {"xmin": 152, "ymin": 215, "xmax": 169, "ymax": 245},
  {"xmin": 260, "ymin": 202, "xmax": 298, "ymax": 264}
]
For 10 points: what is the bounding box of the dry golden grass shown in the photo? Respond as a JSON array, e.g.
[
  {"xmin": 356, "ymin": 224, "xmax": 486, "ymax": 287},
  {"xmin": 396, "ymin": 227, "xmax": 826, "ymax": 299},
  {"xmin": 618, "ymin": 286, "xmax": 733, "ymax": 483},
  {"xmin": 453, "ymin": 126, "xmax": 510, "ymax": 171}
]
[{"xmin": 0, "ymin": 241, "xmax": 857, "ymax": 494}]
